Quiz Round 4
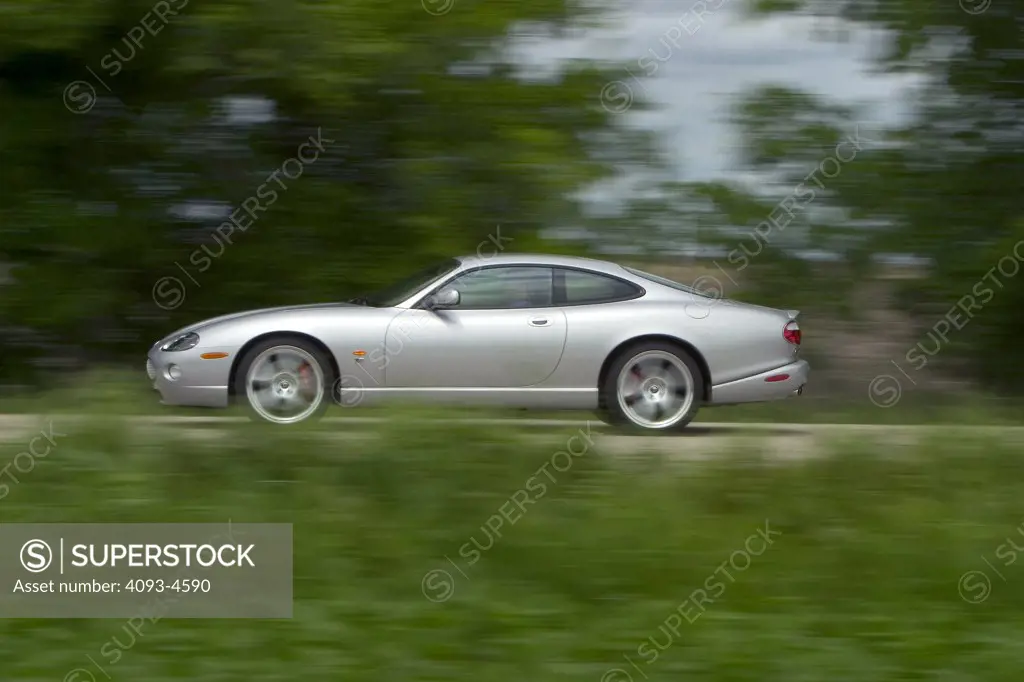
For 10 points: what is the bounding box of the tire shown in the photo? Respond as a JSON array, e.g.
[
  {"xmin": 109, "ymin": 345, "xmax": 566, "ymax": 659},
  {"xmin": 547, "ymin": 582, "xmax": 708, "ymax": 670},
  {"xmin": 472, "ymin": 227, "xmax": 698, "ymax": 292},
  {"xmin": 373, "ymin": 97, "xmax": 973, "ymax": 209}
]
[
  {"xmin": 233, "ymin": 336, "xmax": 336, "ymax": 425},
  {"xmin": 600, "ymin": 341, "xmax": 703, "ymax": 433}
]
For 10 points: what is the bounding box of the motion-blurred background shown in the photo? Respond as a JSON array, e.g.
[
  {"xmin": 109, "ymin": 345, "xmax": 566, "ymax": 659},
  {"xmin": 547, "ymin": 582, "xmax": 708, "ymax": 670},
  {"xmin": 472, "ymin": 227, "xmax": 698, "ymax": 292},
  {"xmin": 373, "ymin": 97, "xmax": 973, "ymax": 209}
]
[
  {"xmin": 2, "ymin": 0, "xmax": 1022, "ymax": 404},
  {"xmin": 4, "ymin": 2, "xmax": 1024, "ymax": 680}
]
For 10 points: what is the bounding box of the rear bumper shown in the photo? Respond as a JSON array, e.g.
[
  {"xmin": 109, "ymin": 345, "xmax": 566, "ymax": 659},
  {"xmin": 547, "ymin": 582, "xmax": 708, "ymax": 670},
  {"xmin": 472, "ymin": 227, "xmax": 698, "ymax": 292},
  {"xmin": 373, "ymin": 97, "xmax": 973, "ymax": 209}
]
[{"xmin": 709, "ymin": 359, "xmax": 809, "ymax": 405}]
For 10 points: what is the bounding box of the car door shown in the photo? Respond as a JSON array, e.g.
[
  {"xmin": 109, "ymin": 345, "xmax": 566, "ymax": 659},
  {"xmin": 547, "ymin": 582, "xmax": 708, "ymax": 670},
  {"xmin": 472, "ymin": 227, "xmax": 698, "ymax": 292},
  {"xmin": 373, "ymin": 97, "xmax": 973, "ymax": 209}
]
[{"xmin": 382, "ymin": 266, "xmax": 567, "ymax": 388}]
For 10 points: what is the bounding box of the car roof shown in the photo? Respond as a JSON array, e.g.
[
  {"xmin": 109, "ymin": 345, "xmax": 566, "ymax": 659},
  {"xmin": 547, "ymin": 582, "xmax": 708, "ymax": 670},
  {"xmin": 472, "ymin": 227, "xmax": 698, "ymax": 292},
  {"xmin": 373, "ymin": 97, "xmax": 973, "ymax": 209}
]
[{"xmin": 454, "ymin": 253, "xmax": 631, "ymax": 277}]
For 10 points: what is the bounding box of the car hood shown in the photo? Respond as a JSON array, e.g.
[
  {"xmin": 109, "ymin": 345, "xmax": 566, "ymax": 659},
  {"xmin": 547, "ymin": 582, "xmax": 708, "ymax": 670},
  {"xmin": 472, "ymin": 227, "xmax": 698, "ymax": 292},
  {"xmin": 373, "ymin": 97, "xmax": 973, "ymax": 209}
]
[{"xmin": 156, "ymin": 303, "xmax": 358, "ymax": 346}]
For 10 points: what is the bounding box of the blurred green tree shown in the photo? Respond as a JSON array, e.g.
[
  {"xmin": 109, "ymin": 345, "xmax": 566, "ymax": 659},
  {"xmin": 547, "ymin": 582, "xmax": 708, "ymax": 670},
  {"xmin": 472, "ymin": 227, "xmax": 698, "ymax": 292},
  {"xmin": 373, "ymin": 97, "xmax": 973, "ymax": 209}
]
[
  {"xmin": 714, "ymin": 0, "xmax": 1024, "ymax": 390},
  {"xmin": 0, "ymin": 0, "xmax": 662, "ymax": 383}
]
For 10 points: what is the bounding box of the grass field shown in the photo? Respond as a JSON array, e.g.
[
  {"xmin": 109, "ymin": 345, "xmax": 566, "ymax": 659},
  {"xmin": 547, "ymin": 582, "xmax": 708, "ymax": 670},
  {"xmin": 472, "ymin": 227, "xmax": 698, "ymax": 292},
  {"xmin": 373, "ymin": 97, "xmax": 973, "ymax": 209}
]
[
  {"xmin": 2, "ymin": 411, "xmax": 1024, "ymax": 680},
  {"xmin": 2, "ymin": 369, "xmax": 1022, "ymax": 427}
]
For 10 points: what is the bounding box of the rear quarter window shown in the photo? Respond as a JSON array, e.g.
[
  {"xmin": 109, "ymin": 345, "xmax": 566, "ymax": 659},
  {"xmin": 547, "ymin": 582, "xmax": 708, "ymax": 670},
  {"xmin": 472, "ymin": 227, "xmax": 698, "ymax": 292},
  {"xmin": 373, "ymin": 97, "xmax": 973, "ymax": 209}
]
[{"xmin": 559, "ymin": 269, "xmax": 643, "ymax": 305}]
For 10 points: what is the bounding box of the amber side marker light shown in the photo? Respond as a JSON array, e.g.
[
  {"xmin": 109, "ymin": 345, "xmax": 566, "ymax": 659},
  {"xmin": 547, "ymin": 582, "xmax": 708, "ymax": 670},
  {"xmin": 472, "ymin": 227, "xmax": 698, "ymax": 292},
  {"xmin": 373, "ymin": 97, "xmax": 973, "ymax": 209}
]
[
  {"xmin": 352, "ymin": 350, "xmax": 366, "ymax": 357},
  {"xmin": 200, "ymin": 352, "xmax": 229, "ymax": 360}
]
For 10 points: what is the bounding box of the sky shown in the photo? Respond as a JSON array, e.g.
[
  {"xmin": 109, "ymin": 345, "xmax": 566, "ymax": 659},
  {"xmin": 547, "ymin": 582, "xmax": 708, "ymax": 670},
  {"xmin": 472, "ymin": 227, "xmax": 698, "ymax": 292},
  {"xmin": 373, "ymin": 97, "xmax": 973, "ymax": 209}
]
[
  {"xmin": 519, "ymin": 0, "xmax": 923, "ymax": 181},
  {"xmin": 223, "ymin": 1, "xmax": 922, "ymax": 185},
  {"xmin": 208, "ymin": 0, "xmax": 928, "ymax": 259}
]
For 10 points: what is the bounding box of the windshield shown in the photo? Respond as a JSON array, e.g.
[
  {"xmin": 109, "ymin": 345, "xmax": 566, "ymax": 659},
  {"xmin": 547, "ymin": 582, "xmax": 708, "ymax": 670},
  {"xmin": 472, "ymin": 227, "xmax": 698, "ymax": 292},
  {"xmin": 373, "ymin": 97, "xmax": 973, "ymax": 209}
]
[
  {"xmin": 621, "ymin": 266, "xmax": 715, "ymax": 298},
  {"xmin": 357, "ymin": 259, "xmax": 460, "ymax": 307}
]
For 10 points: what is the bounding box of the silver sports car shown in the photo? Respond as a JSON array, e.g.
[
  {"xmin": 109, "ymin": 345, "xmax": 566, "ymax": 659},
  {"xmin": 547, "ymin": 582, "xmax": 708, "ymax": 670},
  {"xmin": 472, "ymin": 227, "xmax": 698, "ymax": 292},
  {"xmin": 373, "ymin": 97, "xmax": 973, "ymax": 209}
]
[{"xmin": 147, "ymin": 254, "xmax": 808, "ymax": 431}]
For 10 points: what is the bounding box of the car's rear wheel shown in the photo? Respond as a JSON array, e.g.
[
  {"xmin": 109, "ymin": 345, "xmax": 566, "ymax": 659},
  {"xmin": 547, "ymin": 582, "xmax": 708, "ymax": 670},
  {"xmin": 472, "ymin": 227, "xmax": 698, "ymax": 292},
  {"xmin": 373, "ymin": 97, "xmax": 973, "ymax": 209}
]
[
  {"xmin": 600, "ymin": 342, "xmax": 702, "ymax": 432},
  {"xmin": 235, "ymin": 337, "xmax": 335, "ymax": 424}
]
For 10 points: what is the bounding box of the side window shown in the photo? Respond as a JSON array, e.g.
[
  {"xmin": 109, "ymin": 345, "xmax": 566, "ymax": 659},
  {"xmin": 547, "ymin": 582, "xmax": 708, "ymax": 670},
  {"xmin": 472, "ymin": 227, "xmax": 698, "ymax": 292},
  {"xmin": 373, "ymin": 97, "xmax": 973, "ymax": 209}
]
[
  {"xmin": 441, "ymin": 267, "xmax": 554, "ymax": 309},
  {"xmin": 560, "ymin": 269, "xmax": 642, "ymax": 305}
]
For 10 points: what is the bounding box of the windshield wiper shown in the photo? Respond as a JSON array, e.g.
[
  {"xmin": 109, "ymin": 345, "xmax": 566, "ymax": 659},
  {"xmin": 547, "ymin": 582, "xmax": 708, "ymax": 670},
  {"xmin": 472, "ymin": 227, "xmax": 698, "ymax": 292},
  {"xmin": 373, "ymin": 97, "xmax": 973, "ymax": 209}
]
[{"xmin": 347, "ymin": 296, "xmax": 370, "ymax": 306}]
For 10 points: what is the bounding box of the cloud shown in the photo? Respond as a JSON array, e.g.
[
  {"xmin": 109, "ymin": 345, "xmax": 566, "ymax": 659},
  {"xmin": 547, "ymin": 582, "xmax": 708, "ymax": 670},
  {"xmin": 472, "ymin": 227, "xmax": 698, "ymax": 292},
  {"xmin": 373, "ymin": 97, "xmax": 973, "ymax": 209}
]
[{"xmin": 524, "ymin": 0, "xmax": 922, "ymax": 180}]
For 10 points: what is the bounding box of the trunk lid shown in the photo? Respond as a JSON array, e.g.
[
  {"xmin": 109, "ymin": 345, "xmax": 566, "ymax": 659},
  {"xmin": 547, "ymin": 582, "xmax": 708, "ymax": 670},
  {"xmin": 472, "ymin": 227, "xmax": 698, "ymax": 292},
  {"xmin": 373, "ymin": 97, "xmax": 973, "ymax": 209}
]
[{"xmin": 719, "ymin": 299, "xmax": 799, "ymax": 321}]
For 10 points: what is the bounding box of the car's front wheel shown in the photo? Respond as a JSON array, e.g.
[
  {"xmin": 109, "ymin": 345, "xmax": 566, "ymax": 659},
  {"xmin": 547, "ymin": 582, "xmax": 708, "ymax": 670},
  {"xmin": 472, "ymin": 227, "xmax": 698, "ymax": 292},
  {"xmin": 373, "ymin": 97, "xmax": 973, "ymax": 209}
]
[
  {"xmin": 600, "ymin": 342, "xmax": 702, "ymax": 432},
  {"xmin": 234, "ymin": 336, "xmax": 335, "ymax": 424}
]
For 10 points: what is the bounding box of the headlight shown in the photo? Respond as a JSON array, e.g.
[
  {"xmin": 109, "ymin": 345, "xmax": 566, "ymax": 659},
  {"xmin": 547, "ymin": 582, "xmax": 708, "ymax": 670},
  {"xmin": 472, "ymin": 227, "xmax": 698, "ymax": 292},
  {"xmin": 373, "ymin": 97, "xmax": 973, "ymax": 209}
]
[{"xmin": 161, "ymin": 332, "xmax": 200, "ymax": 352}]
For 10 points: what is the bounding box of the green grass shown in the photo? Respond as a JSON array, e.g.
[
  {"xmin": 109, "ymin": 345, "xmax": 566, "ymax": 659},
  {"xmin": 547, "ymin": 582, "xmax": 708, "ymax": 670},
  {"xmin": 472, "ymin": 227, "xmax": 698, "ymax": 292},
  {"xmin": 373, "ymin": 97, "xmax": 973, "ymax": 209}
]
[
  {"xmin": 2, "ymin": 412, "xmax": 1024, "ymax": 680},
  {"xmin": 2, "ymin": 368, "xmax": 1021, "ymax": 427},
  {"xmin": 698, "ymin": 393, "xmax": 1024, "ymax": 425}
]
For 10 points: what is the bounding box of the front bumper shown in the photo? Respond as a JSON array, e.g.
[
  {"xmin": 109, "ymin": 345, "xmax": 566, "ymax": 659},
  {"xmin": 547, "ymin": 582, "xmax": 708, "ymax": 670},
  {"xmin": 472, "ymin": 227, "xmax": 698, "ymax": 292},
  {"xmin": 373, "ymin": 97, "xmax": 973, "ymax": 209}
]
[
  {"xmin": 709, "ymin": 359, "xmax": 809, "ymax": 405},
  {"xmin": 147, "ymin": 347, "xmax": 231, "ymax": 408}
]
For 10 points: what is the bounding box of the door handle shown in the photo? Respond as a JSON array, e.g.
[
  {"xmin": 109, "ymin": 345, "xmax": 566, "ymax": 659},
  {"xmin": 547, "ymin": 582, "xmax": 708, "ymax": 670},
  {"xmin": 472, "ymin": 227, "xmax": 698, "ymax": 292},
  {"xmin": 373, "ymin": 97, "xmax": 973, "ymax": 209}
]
[{"xmin": 529, "ymin": 317, "xmax": 550, "ymax": 327}]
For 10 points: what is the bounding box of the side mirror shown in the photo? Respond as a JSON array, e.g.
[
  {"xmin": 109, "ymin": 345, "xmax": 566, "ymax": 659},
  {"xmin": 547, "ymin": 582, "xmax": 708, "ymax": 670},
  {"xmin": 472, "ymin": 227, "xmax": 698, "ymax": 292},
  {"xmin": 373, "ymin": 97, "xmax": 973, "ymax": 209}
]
[{"xmin": 425, "ymin": 288, "xmax": 460, "ymax": 310}]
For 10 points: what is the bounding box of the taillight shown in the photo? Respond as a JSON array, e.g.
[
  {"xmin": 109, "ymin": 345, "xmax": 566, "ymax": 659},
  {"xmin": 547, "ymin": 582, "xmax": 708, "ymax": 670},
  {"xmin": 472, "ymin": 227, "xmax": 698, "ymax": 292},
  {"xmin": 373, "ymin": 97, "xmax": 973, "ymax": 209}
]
[{"xmin": 783, "ymin": 321, "xmax": 801, "ymax": 345}]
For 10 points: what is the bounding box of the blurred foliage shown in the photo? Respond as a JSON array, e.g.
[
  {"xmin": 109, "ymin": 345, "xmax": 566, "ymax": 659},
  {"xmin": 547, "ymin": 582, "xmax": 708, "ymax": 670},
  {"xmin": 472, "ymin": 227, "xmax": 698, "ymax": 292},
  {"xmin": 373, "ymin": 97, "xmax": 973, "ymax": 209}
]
[
  {"xmin": 2, "ymin": 0, "xmax": 1023, "ymax": 396},
  {"xmin": 4, "ymin": 370, "xmax": 1024, "ymax": 424},
  {"xmin": 724, "ymin": 0, "xmax": 1024, "ymax": 391},
  {"xmin": 0, "ymin": 0, "xmax": 661, "ymax": 383},
  {"xmin": 5, "ymin": 415, "xmax": 1024, "ymax": 678}
]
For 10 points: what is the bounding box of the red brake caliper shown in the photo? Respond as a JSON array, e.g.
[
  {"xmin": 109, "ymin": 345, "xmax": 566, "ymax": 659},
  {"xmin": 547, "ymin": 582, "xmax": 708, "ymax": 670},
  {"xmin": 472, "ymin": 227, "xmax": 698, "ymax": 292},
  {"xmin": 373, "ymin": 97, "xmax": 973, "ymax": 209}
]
[
  {"xmin": 298, "ymin": 362, "xmax": 314, "ymax": 396},
  {"xmin": 628, "ymin": 365, "xmax": 644, "ymax": 395}
]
